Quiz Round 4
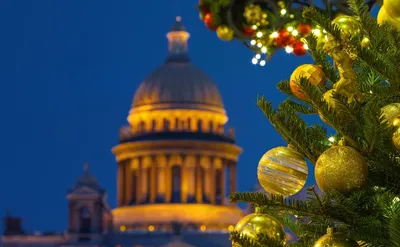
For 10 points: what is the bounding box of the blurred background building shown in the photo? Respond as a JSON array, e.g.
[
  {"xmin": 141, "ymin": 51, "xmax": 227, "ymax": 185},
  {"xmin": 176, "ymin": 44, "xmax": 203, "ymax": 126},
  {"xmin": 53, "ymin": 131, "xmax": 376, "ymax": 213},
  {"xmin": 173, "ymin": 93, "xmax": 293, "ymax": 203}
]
[{"xmin": 1, "ymin": 17, "xmax": 245, "ymax": 247}]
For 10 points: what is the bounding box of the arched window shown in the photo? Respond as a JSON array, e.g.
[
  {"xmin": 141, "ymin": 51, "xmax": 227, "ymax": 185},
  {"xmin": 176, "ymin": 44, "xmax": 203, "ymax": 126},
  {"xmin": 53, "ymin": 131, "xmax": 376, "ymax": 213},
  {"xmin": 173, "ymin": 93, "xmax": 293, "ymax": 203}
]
[
  {"xmin": 171, "ymin": 165, "xmax": 182, "ymax": 202},
  {"xmin": 79, "ymin": 207, "xmax": 91, "ymax": 234},
  {"xmin": 215, "ymin": 169, "xmax": 223, "ymax": 205}
]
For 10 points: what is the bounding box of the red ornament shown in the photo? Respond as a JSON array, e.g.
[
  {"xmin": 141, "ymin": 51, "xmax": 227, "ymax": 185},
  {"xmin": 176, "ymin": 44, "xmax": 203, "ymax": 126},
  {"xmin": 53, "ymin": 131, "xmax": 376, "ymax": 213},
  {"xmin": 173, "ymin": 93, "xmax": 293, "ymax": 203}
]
[
  {"xmin": 297, "ymin": 24, "xmax": 312, "ymax": 36},
  {"xmin": 293, "ymin": 40, "xmax": 307, "ymax": 56},
  {"xmin": 204, "ymin": 13, "xmax": 218, "ymax": 31},
  {"xmin": 287, "ymin": 36, "xmax": 296, "ymax": 46},
  {"xmin": 243, "ymin": 26, "xmax": 255, "ymax": 36},
  {"xmin": 275, "ymin": 29, "xmax": 291, "ymax": 47}
]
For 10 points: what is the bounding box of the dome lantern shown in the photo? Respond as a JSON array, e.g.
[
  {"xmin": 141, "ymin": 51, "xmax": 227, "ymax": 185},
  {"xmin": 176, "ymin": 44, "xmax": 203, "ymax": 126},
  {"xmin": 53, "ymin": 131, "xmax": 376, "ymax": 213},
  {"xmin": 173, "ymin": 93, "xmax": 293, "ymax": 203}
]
[{"xmin": 166, "ymin": 16, "xmax": 190, "ymax": 62}]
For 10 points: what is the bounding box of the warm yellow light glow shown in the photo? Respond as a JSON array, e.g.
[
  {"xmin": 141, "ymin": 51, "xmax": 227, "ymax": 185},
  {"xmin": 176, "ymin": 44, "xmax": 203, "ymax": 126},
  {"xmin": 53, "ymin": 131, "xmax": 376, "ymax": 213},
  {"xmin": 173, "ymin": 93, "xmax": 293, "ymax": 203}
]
[
  {"xmin": 312, "ymin": 29, "xmax": 321, "ymax": 36},
  {"xmin": 255, "ymin": 54, "xmax": 261, "ymax": 59},
  {"xmin": 119, "ymin": 225, "xmax": 126, "ymax": 232},
  {"xmin": 280, "ymin": 9, "xmax": 287, "ymax": 15},
  {"xmin": 328, "ymin": 137, "xmax": 335, "ymax": 143},
  {"xmin": 252, "ymin": 25, "xmax": 257, "ymax": 29},
  {"xmin": 228, "ymin": 225, "xmax": 235, "ymax": 231},
  {"xmin": 261, "ymin": 47, "xmax": 267, "ymax": 53},
  {"xmin": 200, "ymin": 225, "xmax": 207, "ymax": 232},
  {"xmin": 256, "ymin": 31, "xmax": 263, "ymax": 38},
  {"xmin": 260, "ymin": 60, "xmax": 266, "ymax": 66},
  {"xmin": 292, "ymin": 30, "xmax": 299, "ymax": 36},
  {"xmin": 257, "ymin": 42, "xmax": 262, "ymax": 48},
  {"xmin": 287, "ymin": 26, "xmax": 294, "ymax": 32},
  {"xmin": 251, "ymin": 58, "xmax": 258, "ymax": 65},
  {"xmin": 303, "ymin": 44, "xmax": 309, "ymax": 50},
  {"xmin": 290, "ymin": 14, "xmax": 294, "ymax": 18},
  {"xmin": 270, "ymin": 32, "xmax": 279, "ymax": 38},
  {"xmin": 285, "ymin": 46, "xmax": 293, "ymax": 53},
  {"xmin": 250, "ymin": 39, "xmax": 256, "ymax": 45},
  {"xmin": 148, "ymin": 225, "xmax": 155, "ymax": 232}
]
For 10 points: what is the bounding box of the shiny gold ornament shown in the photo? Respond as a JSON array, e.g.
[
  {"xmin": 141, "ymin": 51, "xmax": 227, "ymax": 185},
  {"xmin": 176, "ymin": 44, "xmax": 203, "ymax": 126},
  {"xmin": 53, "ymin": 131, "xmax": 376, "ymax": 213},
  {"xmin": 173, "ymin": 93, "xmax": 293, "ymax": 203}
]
[
  {"xmin": 393, "ymin": 128, "xmax": 400, "ymax": 150},
  {"xmin": 233, "ymin": 212, "xmax": 286, "ymax": 246},
  {"xmin": 384, "ymin": 0, "xmax": 400, "ymax": 20},
  {"xmin": 257, "ymin": 146, "xmax": 308, "ymax": 197},
  {"xmin": 216, "ymin": 25, "xmax": 234, "ymax": 41},
  {"xmin": 290, "ymin": 64, "xmax": 326, "ymax": 101},
  {"xmin": 244, "ymin": 4, "xmax": 263, "ymax": 24},
  {"xmin": 319, "ymin": 89, "xmax": 339, "ymax": 124},
  {"xmin": 381, "ymin": 103, "xmax": 400, "ymax": 126},
  {"xmin": 315, "ymin": 145, "xmax": 368, "ymax": 194},
  {"xmin": 332, "ymin": 15, "xmax": 362, "ymax": 37},
  {"xmin": 323, "ymin": 35, "xmax": 362, "ymax": 103},
  {"xmin": 361, "ymin": 36, "xmax": 370, "ymax": 48},
  {"xmin": 313, "ymin": 228, "xmax": 359, "ymax": 247},
  {"xmin": 378, "ymin": 7, "xmax": 400, "ymax": 29}
]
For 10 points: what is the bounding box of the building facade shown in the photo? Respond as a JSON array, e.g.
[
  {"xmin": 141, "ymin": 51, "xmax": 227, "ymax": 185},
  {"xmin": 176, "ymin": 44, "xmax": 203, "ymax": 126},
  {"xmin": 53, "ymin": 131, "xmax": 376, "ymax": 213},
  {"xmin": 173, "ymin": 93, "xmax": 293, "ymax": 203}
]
[{"xmin": 2, "ymin": 17, "xmax": 245, "ymax": 247}]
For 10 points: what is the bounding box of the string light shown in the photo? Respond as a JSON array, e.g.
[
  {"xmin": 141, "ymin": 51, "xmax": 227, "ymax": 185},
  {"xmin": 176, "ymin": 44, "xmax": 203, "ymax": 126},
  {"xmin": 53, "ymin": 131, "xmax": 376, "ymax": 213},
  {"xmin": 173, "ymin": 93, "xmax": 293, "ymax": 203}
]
[
  {"xmin": 292, "ymin": 30, "xmax": 299, "ymax": 36},
  {"xmin": 252, "ymin": 58, "xmax": 258, "ymax": 64},
  {"xmin": 285, "ymin": 46, "xmax": 294, "ymax": 53},
  {"xmin": 303, "ymin": 44, "xmax": 309, "ymax": 50},
  {"xmin": 256, "ymin": 31, "xmax": 263, "ymax": 38},
  {"xmin": 261, "ymin": 47, "xmax": 267, "ymax": 53},
  {"xmin": 270, "ymin": 32, "xmax": 279, "ymax": 38},
  {"xmin": 287, "ymin": 26, "xmax": 294, "ymax": 32},
  {"xmin": 280, "ymin": 9, "xmax": 287, "ymax": 15},
  {"xmin": 257, "ymin": 43, "xmax": 263, "ymax": 48},
  {"xmin": 312, "ymin": 29, "xmax": 322, "ymax": 36},
  {"xmin": 259, "ymin": 60, "xmax": 266, "ymax": 66},
  {"xmin": 328, "ymin": 137, "xmax": 335, "ymax": 143},
  {"xmin": 250, "ymin": 40, "xmax": 256, "ymax": 45}
]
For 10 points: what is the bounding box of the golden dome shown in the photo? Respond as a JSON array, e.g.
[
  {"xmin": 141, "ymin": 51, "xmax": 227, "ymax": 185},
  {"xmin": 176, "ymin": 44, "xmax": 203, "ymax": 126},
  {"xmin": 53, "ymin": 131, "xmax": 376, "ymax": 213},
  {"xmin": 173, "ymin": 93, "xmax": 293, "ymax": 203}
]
[{"xmin": 131, "ymin": 17, "xmax": 224, "ymax": 114}]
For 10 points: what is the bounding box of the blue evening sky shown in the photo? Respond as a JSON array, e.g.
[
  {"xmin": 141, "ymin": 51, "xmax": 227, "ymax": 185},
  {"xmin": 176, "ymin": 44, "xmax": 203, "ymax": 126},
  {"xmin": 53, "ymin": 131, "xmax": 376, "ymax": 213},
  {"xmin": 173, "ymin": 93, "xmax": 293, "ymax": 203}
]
[{"xmin": 0, "ymin": 0, "xmax": 379, "ymax": 232}]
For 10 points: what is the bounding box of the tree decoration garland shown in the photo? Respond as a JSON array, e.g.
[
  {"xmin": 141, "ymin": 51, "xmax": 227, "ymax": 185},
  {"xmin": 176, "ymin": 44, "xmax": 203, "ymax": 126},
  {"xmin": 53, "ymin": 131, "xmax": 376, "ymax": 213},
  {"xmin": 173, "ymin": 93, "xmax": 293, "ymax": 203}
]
[{"xmin": 198, "ymin": 0, "xmax": 380, "ymax": 64}]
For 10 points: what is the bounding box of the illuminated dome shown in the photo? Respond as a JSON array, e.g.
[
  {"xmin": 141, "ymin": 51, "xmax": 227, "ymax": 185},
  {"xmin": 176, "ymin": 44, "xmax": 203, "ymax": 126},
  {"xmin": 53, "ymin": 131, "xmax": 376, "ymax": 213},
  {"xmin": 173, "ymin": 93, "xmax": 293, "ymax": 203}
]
[{"xmin": 130, "ymin": 16, "xmax": 224, "ymax": 115}]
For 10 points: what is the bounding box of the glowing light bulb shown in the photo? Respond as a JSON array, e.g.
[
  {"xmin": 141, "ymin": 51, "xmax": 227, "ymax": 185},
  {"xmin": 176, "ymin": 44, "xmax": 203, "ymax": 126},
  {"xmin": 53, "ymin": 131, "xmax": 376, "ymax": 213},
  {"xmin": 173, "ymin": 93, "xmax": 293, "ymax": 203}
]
[
  {"xmin": 280, "ymin": 9, "xmax": 287, "ymax": 15},
  {"xmin": 148, "ymin": 225, "xmax": 155, "ymax": 232},
  {"xmin": 257, "ymin": 43, "xmax": 262, "ymax": 48},
  {"xmin": 256, "ymin": 31, "xmax": 263, "ymax": 38},
  {"xmin": 369, "ymin": 90, "xmax": 373, "ymax": 94},
  {"xmin": 255, "ymin": 54, "xmax": 261, "ymax": 59},
  {"xmin": 287, "ymin": 26, "xmax": 294, "ymax": 32},
  {"xmin": 252, "ymin": 25, "xmax": 257, "ymax": 29},
  {"xmin": 292, "ymin": 30, "xmax": 299, "ymax": 36},
  {"xmin": 312, "ymin": 29, "xmax": 321, "ymax": 36},
  {"xmin": 261, "ymin": 47, "xmax": 267, "ymax": 53},
  {"xmin": 250, "ymin": 40, "xmax": 256, "ymax": 45},
  {"xmin": 290, "ymin": 14, "xmax": 294, "ymax": 18},
  {"xmin": 303, "ymin": 44, "xmax": 309, "ymax": 50},
  {"xmin": 270, "ymin": 32, "xmax": 279, "ymax": 38},
  {"xmin": 251, "ymin": 58, "xmax": 258, "ymax": 64},
  {"xmin": 285, "ymin": 46, "xmax": 294, "ymax": 53},
  {"xmin": 328, "ymin": 137, "xmax": 335, "ymax": 143},
  {"xmin": 200, "ymin": 225, "xmax": 207, "ymax": 232},
  {"xmin": 260, "ymin": 60, "xmax": 266, "ymax": 66}
]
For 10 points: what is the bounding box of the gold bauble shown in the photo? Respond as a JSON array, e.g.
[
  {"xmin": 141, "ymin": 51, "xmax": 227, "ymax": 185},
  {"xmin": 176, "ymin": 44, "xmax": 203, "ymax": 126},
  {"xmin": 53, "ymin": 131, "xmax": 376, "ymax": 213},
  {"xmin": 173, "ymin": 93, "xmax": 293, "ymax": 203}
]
[
  {"xmin": 361, "ymin": 36, "xmax": 370, "ymax": 48},
  {"xmin": 393, "ymin": 128, "xmax": 400, "ymax": 150},
  {"xmin": 384, "ymin": 0, "xmax": 400, "ymax": 20},
  {"xmin": 314, "ymin": 228, "xmax": 359, "ymax": 247},
  {"xmin": 315, "ymin": 146, "xmax": 368, "ymax": 194},
  {"xmin": 233, "ymin": 212, "xmax": 286, "ymax": 246},
  {"xmin": 378, "ymin": 7, "xmax": 400, "ymax": 29},
  {"xmin": 381, "ymin": 103, "xmax": 400, "ymax": 126},
  {"xmin": 216, "ymin": 25, "xmax": 234, "ymax": 41},
  {"xmin": 332, "ymin": 15, "xmax": 361, "ymax": 37},
  {"xmin": 258, "ymin": 146, "xmax": 308, "ymax": 197},
  {"xmin": 290, "ymin": 64, "xmax": 326, "ymax": 101}
]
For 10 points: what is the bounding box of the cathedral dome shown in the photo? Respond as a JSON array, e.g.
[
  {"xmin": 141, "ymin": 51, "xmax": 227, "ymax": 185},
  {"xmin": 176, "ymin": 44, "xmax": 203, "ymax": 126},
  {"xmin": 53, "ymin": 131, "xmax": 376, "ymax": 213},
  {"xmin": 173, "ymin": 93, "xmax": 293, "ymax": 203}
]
[{"xmin": 131, "ymin": 17, "xmax": 224, "ymax": 114}]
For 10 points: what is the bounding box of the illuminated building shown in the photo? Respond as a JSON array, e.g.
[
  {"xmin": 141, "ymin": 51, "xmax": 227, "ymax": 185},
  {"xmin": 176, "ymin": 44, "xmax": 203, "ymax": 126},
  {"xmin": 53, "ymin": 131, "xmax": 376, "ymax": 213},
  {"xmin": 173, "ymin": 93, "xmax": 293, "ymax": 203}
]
[{"xmin": 1, "ymin": 17, "xmax": 244, "ymax": 247}]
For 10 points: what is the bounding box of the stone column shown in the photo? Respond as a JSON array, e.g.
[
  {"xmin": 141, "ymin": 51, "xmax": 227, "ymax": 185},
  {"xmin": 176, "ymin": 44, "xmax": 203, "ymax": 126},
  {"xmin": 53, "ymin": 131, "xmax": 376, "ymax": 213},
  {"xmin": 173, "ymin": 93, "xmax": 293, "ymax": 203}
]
[
  {"xmin": 157, "ymin": 162, "xmax": 166, "ymax": 202},
  {"xmin": 136, "ymin": 158, "xmax": 143, "ymax": 204},
  {"xmin": 117, "ymin": 162, "xmax": 125, "ymax": 207},
  {"xmin": 186, "ymin": 156, "xmax": 196, "ymax": 200},
  {"xmin": 195, "ymin": 155, "xmax": 202, "ymax": 203},
  {"xmin": 141, "ymin": 165, "xmax": 148, "ymax": 202},
  {"xmin": 150, "ymin": 156, "xmax": 157, "ymax": 203},
  {"xmin": 209, "ymin": 158, "xmax": 216, "ymax": 204},
  {"xmin": 181, "ymin": 155, "xmax": 188, "ymax": 203},
  {"xmin": 230, "ymin": 161, "xmax": 237, "ymax": 194},
  {"xmin": 220, "ymin": 163, "xmax": 226, "ymax": 205},
  {"xmin": 165, "ymin": 155, "xmax": 172, "ymax": 203},
  {"xmin": 124, "ymin": 162, "xmax": 132, "ymax": 205}
]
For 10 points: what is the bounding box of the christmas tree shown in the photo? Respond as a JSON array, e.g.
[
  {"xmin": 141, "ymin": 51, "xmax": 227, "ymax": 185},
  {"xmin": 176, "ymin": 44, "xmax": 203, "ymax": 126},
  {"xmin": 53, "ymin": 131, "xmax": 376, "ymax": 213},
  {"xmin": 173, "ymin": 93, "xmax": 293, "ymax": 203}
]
[{"xmin": 199, "ymin": 0, "xmax": 400, "ymax": 246}]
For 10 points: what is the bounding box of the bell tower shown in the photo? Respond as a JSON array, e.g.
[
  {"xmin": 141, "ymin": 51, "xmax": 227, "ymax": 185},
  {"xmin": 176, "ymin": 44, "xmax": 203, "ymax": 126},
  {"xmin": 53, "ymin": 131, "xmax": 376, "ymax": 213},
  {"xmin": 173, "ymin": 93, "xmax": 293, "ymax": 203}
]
[{"xmin": 67, "ymin": 164, "xmax": 112, "ymax": 242}]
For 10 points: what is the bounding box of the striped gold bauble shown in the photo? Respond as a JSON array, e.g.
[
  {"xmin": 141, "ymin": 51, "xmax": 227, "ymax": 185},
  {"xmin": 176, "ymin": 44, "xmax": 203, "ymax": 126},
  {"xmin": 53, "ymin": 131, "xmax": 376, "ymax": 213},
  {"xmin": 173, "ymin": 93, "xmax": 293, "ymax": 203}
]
[{"xmin": 257, "ymin": 146, "xmax": 308, "ymax": 197}]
